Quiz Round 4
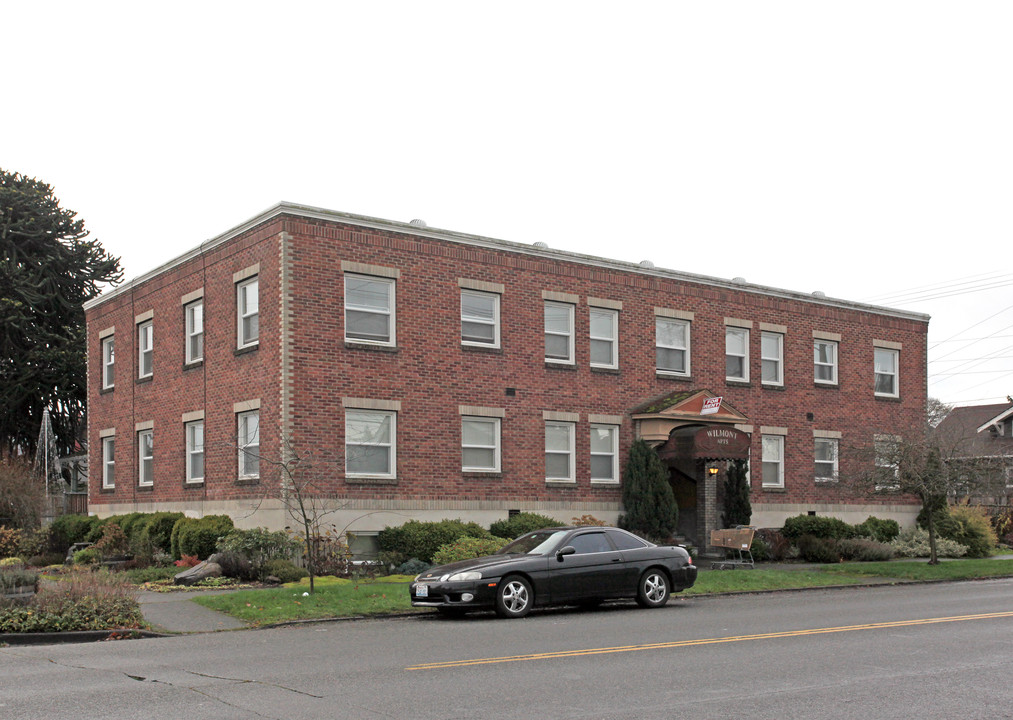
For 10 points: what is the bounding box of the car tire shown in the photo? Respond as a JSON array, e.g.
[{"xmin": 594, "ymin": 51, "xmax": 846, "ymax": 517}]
[
  {"xmin": 636, "ymin": 568, "xmax": 670, "ymax": 608},
  {"xmin": 495, "ymin": 576, "xmax": 532, "ymax": 618}
]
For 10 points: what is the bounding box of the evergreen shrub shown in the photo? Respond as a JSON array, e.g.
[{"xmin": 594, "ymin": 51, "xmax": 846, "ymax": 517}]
[
  {"xmin": 854, "ymin": 516, "xmax": 900, "ymax": 543},
  {"xmin": 377, "ymin": 519, "xmax": 491, "ymax": 564},
  {"xmin": 837, "ymin": 538, "xmax": 895, "ymax": 561},
  {"xmin": 944, "ymin": 505, "xmax": 997, "ymax": 558},
  {"xmin": 618, "ymin": 439, "xmax": 677, "ymax": 541},
  {"xmin": 432, "ymin": 536, "xmax": 509, "ymax": 565},
  {"xmin": 781, "ymin": 515, "xmax": 856, "ymax": 541},
  {"xmin": 795, "ymin": 535, "xmax": 841, "ymax": 563},
  {"xmin": 489, "ymin": 512, "xmax": 559, "ymax": 539}
]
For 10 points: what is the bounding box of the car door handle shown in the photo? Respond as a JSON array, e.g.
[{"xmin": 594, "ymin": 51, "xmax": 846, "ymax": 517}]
[{"xmin": 611, "ymin": 558, "xmax": 621, "ymax": 563}]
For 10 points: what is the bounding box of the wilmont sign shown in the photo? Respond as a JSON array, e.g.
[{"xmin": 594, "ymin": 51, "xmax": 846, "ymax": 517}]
[{"xmin": 693, "ymin": 426, "xmax": 751, "ymax": 459}]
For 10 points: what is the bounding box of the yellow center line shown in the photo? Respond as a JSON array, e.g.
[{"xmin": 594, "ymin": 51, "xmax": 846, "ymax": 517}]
[{"xmin": 406, "ymin": 611, "xmax": 1013, "ymax": 671}]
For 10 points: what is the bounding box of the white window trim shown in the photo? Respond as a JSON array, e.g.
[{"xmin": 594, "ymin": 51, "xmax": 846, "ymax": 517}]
[
  {"xmin": 874, "ymin": 347, "xmax": 900, "ymax": 398},
  {"xmin": 344, "ymin": 274, "xmax": 396, "ymax": 346},
  {"xmin": 589, "ymin": 307, "xmax": 619, "ymax": 369},
  {"xmin": 761, "ymin": 434, "xmax": 785, "ymax": 488},
  {"xmin": 237, "ymin": 410, "xmax": 260, "ymax": 479},
  {"xmin": 185, "ymin": 420, "xmax": 205, "ymax": 484},
  {"xmin": 137, "ymin": 429, "xmax": 153, "ymax": 487},
  {"xmin": 814, "ymin": 437, "xmax": 839, "ymax": 483},
  {"xmin": 236, "ymin": 277, "xmax": 259, "ymax": 349},
  {"xmin": 814, "ymin": 339, "xmax": 838, "ymax": 385},
  {"xmin": 137, "ymin": 320, "xmax": 153, "ymax": 379},
  {"xmin": 460, "ymin": 289, "xmax": 500, "ymax": 348},
  {"xmin": 102, "ymin": 435, "xmax": 115, "ymax": 489},
  {"xmin": 345, "ymin": 409, "xmax": 397, "ymax": 479},
  {"xmin": 726, "ymin": 327, "xmax": 750, "ymax": 382},
  {"xmin": 544, "ymin": 301, "xmax": 575, "ymax": 364},
  {"xmin": 185, "ymin": 300, "xmax": 204, "ymax": 364},
  {"xmin": 761, "ymin": 331, "xmax": 784, "ymax": 386},
  {"xmin": 590, "ymin": 423, "xmax": 619, "ymax": 484},
  {"xmin": 656, "ymin": 316, "xmax": 690, "ymax": 376},
  {"xmin": 545, "ymin": 420, "xmax": 576, "ymax": 483},
  {"xmin": 461, "ymin": 416, "xmax": 501, "ymax": 472},
  {"xmin": 101, "ymin": 335, "xmax": 115, "ymax": 390}
]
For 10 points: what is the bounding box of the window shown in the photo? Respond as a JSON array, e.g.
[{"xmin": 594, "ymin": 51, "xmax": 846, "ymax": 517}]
[
  {"xmin": 874, "ymin": 435, "xmax": 900, "ymax": 490},
  {"xmin": 545, "ymin": 421, "xmax": 575, "ymax": 482},
  {"xmin": 101, "ymin": 335, "xmax": 115, "ymax": 389},
  {"xmin": 814, "ymin": 340, "xmax": 838, "ymax": 384},
  {"xmin": 137, "ymin": 321, "xmax": 153, "ymax": 378},
  {"xmin": 102, "ymin": 436, "xmax": 115, "ymax": 489},
  {"xmin": 656, "ymin": 317, "xmax": 689, "ymax": 375},
  {"xmin": 544, "ymin": 302, "xmax": 574, "ymax": 363},
  {"xmin": 874, "ymin": 348, "xmax": 899, "ymax": 397},
  {"xmin": 345, "ymin": 274, "xmax": 395, "ymax": 345},
  {"xmin": 761, "ymin": 435, "xmax": 784, "ymax": 488},
  {"xmin": 138, "ymin": 429, "xmax": 153, "ymax": 487},
  {"xmin": 589, "ymin": 308, "xmax": 618, "ymax": 369},
  {"xmin": 726, "ymin": 327, "xmax": 749, "ymax": 381},
  {"xmin": 461, "ymin": 416, "xmax": 501, "ymax": 472},
  {"xmin": 590, "ymin": 424, "xmax": 619, "ymax": 483},
  {"xmin": 345, "ymin": 409, "xmax": 396, "ymax": 478},
  {"xmin": 185, "ymin": 301, "xmax": 204, "ymax": 364},
  {"xmin": 814, "ymin": 438, "xmax": 838, "ymax": 482},
  {"xmin": 238, "ymin": 410, "xmax": 260, "ymax": 479},
  {"xmin": 186, "ymin": 421, "xmax": 204, "ymax": 483},
  {"xmin": 569, "ymin": 532, "xmax": 613, "ymax": 554},
  {"xmin": 761, "ymin": 332, "xmax": 783, "ymax": 386},
  {"xmin": 237, "ymin": 277, "xmax": 259, "ymax": 349},
  {"xmin": 461, "ymin": 290, "xmax": 499, "ymax": 347}
]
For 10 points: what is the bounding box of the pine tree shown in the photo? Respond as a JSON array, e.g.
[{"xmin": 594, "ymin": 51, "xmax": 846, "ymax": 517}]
[
  {"xmin": 721, "ymin": 459, "xmax": 752, "ymax": 528},
  {"xmin": 619, "ymin": 439, "xmax": 678, "ymax": 540}
]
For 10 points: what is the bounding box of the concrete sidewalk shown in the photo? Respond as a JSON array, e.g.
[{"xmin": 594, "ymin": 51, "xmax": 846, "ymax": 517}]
[{"xmin": 137, "ymin": 589, "xmax": 249, "ymax": 634}]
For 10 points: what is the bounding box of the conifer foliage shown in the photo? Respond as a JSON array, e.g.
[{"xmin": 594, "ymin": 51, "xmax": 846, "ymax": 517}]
[
  {"xmin": 618, "ymin": 439, "xmax": 678, "ymax": 541},
  {"xmin": 721, "ymin": 459, "xmax": 752, "ymax": 528}
]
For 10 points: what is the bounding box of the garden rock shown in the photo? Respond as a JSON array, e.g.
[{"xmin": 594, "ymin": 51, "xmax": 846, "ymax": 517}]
[{"xmin": 173, "ymin": 560, "xmax": 223, "ymax": 586}]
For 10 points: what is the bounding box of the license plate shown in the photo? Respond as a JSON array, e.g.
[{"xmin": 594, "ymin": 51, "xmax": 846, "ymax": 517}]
[{"xmin": 415, "ymin": 584, "xmax": 428, "ymax": 598}]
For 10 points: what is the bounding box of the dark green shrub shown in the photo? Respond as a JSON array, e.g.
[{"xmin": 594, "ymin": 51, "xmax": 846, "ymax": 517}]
[
  {"xmin": 795, "ymin": 535, "xmax": 841, "ymax": 563},
  {"xmin": 854, "ymin": 516, "xmax": 900, "ymax": 543},
  {"xmin": 749, "ymin": 536, "xmax": 769, "ymax": 562},
  {"xmin": 377, "ymin": 519, "xmax": 492, "ymax": 564},
  {"xmin": 837, "ymin": 538, "xmax": 895, "ymax": 561},
  {"xmin": 394, "ymin": 558, "xmax": 431, "ymax": 576},
  {"xmin": 432, "ymin": 536, "xmax": 509, "ymax": 565},
  {"xmin": 944, "ymin": 506, "xmax": 997, "ymax": 558},
  {"xmin": 618, "ymin": 439, "xmax": 678, "ymax": 541},
  {"xmin": 216, "ymin": 527, "xmax": 300, "ymax": 580},
  {"xmin": 170, "ymin": 517, "xmax": 195, "ymax": 560},
  {"xmin": 781, "ymin": 515, "xmax": 856, "ymax": 541},
  {"xmin": 917, "ymin": 496, "xmax": 957, "ymax": 537},
  {"xmin": 721, "ymin": 459, "xmax": 751, "ymax": 528},
  {"xmin": 73, "ymin": 547, "xmax": 101, "ymax": 565},
  {"xmin": 175, "ymin": 515, "xmax": 235, "ymax": 560},
  {"xmin": 93, "ymin": 523, "xmax": 130, "ymax": 558},
  {"xmin": 142, "ymin": 512, "xmax": 184, "ymax": 553},
  {"xmin": 489, "ymin": 512, "xmax": 559, "ymax": 539},
  {"xmin": 263, "ymin": 558, "xmax": 309, "ymax": 583},
  {"xmin": 27, "ymin": 552, "xmax": 65, "ymax": 567},
  {"xmin": 48, "ymin": 514, "xmax": 99, "ymax": 551},
  {"xmin": 754, "ymin": 528, "xmax": 792, "ymax": 561}
]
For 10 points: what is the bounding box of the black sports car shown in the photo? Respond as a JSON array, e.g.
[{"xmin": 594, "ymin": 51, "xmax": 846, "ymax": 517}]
[{"xmin": 410, "ymin": 526, "xmax": 697, "ymax": 618}]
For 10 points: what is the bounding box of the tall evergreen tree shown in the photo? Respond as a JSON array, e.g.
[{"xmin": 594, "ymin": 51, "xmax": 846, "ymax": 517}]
[
  {"xmin": 618, "ymin": 439, "xmax": 678, "ymax": 541},
  {"xmin": 0, "ymin": 170, "xmax": 122, "ymax": 456},
  {"xmin": 721, "ymin": 459, "xmax": 752, "ymax": 528}
]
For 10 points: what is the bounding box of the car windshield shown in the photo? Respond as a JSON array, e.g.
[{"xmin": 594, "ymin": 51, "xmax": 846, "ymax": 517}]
[{"xmin": 497, "ymin": 530, "xmax": 568, "ymax": 555}]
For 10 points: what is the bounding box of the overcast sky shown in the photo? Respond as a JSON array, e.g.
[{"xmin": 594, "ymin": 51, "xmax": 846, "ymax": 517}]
[{"xmin": 5, "ymin": 2, "xmax": 1011, "ymax": 408}]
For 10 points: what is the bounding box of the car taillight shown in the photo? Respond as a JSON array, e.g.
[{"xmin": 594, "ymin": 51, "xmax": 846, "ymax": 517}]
[{"xmin": 687, "ymin": 555, "xmax": 694, "ymax": 565}]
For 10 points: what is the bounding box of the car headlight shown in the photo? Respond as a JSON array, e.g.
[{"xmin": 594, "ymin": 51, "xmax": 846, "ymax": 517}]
[{"xmin": 445, "ymin": 571, "xmax": 483, "ymax": 582}]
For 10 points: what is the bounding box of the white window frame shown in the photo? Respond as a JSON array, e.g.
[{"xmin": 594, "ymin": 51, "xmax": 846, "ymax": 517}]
[
  {"xmin": 460, "ymin": 289, "xmax": 500, "ymax": 348},
  {"xmin": 137, "ymin": 320, "xmax": 153, "ymax": 379},
  {"xmin": 101, "ymin": 335, "xmax": 115, "ymax": 390},
  {"xmin": 461, "ymin": 416, "xmax": 501, "ymax": 472},
  {"xmin": 544, "ymin": 301, "xmax": 575, "ymax": 364},
  {"xmin": 545, "ymin": 421, "xmax": 576, "ymax": 483},
  {"xmin": 237, "ymin": 410, "xmax": 260, "ymax": 479},
  {"xmin": 874, "ymin": 348, "xmax": 899, "ymax": 397},
  {"xmin": 236, "ymin": 277, "xmax": 259, "ymax": 349},
  {"xmin": 185, "ymin": 300, "xmax": 204, "ymax": 364},
  {"xmin": 185, "ymin": 421, "xmax": 205, "ymax": 484},
  {"xmin": 344, "ymin": 274, "xmax": 396, "ymax": 346},
  {"xmin": 655, "ymin": 317, "xmax": 690, "ymax": 376},
  {"xmin": 814, "ymin": 340, "xmax": 838, "ymax": 385},
  {"xmin": 761, "ymin": 331, "xmax": 784, "ymax": 386},
  {"xmin": 814, "ymin": 437, "xmax": 838, "ymax": 483},
  {"xmin": 761, "ymin": 434, "xmax": 784, "ymax": 488},
  {"xmin": 102, "ymin": 436, "xmax": 115, "ymax": 489},
  {"xmin": 589, "ymin": 308, "xmax": 618, "ymax": 369},
  {"xmin": 590, "ymin": 424, "xmax": 619, "ymax": 484},
  {"xmin": 726, "ymin": 327, "xmax": 750, "ymax": 382},
  {"xmin": 137, "ymin": 429, "xmax": 153, "ymax": 487},
  {"xmin": 345, "ymin": 409, "xmax": 397, "ymax": 479}
]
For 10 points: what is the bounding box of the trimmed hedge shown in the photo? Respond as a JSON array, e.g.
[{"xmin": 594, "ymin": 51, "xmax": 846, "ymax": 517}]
[
  {"xmin": 781, "ymin": 515, "xmax": 856, "ymax": 541},
  {"xmin": 171, "ymin": 515, "xmax": 235, "ymax": 560},
  {"xmin": 489, "ymin": 512, "xmax": 559, "ymax": 540},
  {"xmin": 377, "ymin": 519, "xmax": 491, "ymax": 564},
  {"xmin": 432, "ymin": 536, "xmax": 509, "ymax": 565},
  {"xmin": 854, "ymin": 516, "xmax": 900, "ymax": 544}
]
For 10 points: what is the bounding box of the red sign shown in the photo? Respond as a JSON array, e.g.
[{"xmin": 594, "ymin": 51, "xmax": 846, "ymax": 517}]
[{"xmin": 701, "ymin": 396, "xmax": 723, "ymax": 415}]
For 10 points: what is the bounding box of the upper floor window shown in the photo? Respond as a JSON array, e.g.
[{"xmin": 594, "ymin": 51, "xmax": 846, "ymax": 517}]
[
  {"xmin": 814, "ymin": 340, "xmax": 838, "ymax": 384},
  {"xmin": 345, "ymin": 274, "xmax": 395, "ymax": 346},
  {"xmin": 137, "ymin": 429, "xmax": 153, "ymax": 486},
  {"xmin": 237, "ymin": 277, "xmax": 259, "ymax": 349},
  {"xmin": 874, "ymin": 348, "xmax": 899, "ymax": 397},
  {"xmin": 101, "ymin": 335, "xmax": 115, "ymax": 390},
  {"xmin": 589, "ymin": 308, "xmax": 618, "ymax": 369},
  {"xmin": 761, "ymin": 332, "xmax": 783, "ymax": 386},
  {"xmin": 185, "ymin": 301, "xmax": 204, "ymax": 364},
  {"xmin": 345, "ymin": 409, "xmax": 396, "ymax": 478},
  {"xmin": 461, "ymin": 416, "xmax": 501, "ymax": 472},
  {"xmin": 461, "ymin": 289, "xmax": 499, "ymax": 347},
  {"xmin": 137, "ymin": 321, "xmax": 153, "ymax": 379},
  {"xmin": 656, "ymin": 317, "xmax": 689, "ymax": 376},
  {"xmin": 544, "ymin": 302, "xmax": 574, "ymax": 364},
  {"xmin": 102, "ymin": 435, "xmax": 115, "ymax": 489},
  {"xmin": 814, "ymin": 437, "xmax": 838, "ymax": 482},
  {"xmin": 726, "ymin": 327, "xmax": 749, "ymax": 382},
  {"xmin": 590, "ymin": 424, "xmax": 619, "ymax": 483},
  {"xmin": 761, "ymin": 434, "xmax": 784, "ymax": 488},
  {"xmin": 545, "ymin": 421, "xmax": 575, "ymax": 482},
  {"xmin": 186, "ymin": 421, "xmax": 205, "ymax": 483},
  {"xmin": 238, "ymin": 410, "xmax": 260, "ymax": 479},
  {"xmin": 874, "ymin": 434, "xmax": 901, "ymax": 490}
]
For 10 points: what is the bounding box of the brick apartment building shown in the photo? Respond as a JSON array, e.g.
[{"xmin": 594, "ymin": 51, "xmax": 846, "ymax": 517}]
[{"xmin": 84, "ymin": 203, "xmax": 928, "ymax": 555}]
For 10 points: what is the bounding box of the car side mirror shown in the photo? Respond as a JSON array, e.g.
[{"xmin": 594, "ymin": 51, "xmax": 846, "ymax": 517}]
[{"xmin": 556, "ymin": 546, "xmax": 576, "ymax": 561}]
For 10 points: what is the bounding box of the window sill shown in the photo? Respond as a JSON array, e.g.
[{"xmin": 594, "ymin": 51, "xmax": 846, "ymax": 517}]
[
  {"xmin": 874, "ymin": 394, "xmax": 902, "ymax": 403},
  {"xmin": 100, "ymin": 486, "xmax": 115, "ymax": 494},
  {"xmin": 344, "ymin": 341, "xmax": 399, "ymax": 354},
  {"xmin": 815, "ymin": 479, "xmax": 839, "ymax": 485},
  {"xmin": 185, "ymin": 480, "xmax": 205, "ymax": 488},
  {"xmin": 235, "ymin": 477, "xmax": 261, "ymax": 486},
  {"xmin": 345, "ymin": 476, "xmax": 399, "ymax": 486},
  {"xmin": 461, "ymin": 344, "xmax": 502, "ymax": 354},
  {"xmin": 136, "ymin": 376, "xmax": 153, "ymax": 385},
  {"xmin": 184, "ymin": 360, "xmax": 204, "ymax": 371},
  {"xmin": 814, "ymin": 382, "xmax": 839, "ymax": 389},
  {"xmin": 462, "ymin": 471, "xmax": 503, "ymax": 479},
  {"xmin": 234, "ymin": 344, "xmax": 259, "ymax": 357},
  {"xmin": 136, "ymin": 485, "xmax": 154, "ymax": 492},
  {"xmin": 761, "ymin": 485, "xmax": 786, "ymax": 493},
  {"xmin": 100, "ymin": 386, "xmax": 115, "ymax": 395},
  {"xmin": 590, "ymin": 366, "xmax": 620, "ymax": 375},
  {"xmin": 656, "ymin": 372, "xmax": 692, "ymax": 382},
  {"xmin": 726, "ymin": 380, "xmax": 751, "ymax": 388},
  {"xmin": 761, "ymin": 383, "xmax": 785, "ymax": 391},
  {"xmin": 590, "ymin": 480, "xmax": 620, "ymax": 486},
  {"xmin": 545, "ymin": 362, "xmax": 577, "ymax": 371},
  {"xmin": 545, "ymin": 479, "xmax": 577, "ymax": 487}
]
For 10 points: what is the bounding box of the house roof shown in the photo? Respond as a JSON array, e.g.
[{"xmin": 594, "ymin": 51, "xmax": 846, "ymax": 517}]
[{"xmin": 936, "ymin": 401, "xmax": 1013, "ymax": 457}]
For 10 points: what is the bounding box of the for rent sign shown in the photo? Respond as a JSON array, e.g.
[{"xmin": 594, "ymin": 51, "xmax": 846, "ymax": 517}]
[{"xmin": 701, "ymin": 396, "xmax": 723, "ymax": 415}]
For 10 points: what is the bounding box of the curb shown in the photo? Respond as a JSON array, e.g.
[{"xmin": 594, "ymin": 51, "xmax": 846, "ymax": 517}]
[{"xmin": 0, "ymin": 629, "xmax": 170, "ymax": 646}]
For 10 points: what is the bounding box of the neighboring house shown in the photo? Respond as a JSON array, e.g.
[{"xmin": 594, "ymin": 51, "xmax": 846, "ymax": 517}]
[
  {"xmin": 935, "ymin": 401, "xmax": 1013, "ymax": 505},
  {"xmin": 83, "ymin": 203, "xmax": 928, "ymax": 554}
]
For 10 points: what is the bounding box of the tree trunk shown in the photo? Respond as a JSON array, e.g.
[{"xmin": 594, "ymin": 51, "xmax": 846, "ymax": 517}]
[{"xmin": 926, "ymin": 504, "xmax": 940, "ymax": 565}]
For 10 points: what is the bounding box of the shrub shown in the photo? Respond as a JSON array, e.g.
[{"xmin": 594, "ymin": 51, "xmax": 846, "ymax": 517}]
[
  {"xmin": 749, "ymin": 536, "xmax": 769, "ymax": 562},
  {"xmin": 854, "ymin": 516, "xmax": 900, "ymax": 543},
  {"xmin": 0, "ymin": 569, "xmax": 143, "ymax": 632},
  {"xmin": 307, "ymin": 535, "xmax": 354, "ymax": 577},
  {"xmin": 135, "ymin": 512, "xmax": 184, "ymax": 557},
  {"xmin": 432, "ymin": 536, "xmax": 509, "ymax": 565},
  {"xmin": 489, "ymin": 513, "xmax": 560, "ymax": 540},
  {"xmin": 837, "ymin": 538, "xmax": 895, "ymax": 562},
  {"xmin": 754, "ymin": 528, "xmax": 792, "ymax": 561},
  {"xmin": 0, "ymin": 557, "xmax": 25, "ymax": 568},
  {"xmin": 917, "ymin": 496, "xmax": 957, "ymax": 537},
  {"xmin": 570, "ymin": 514, "xmax": 608, "ymax": 527},
  {"xmin": 0, "ymin": 527, "xmax": 23, "ymax": 558},
  {"xmin": 618, "ymin": 439, "xmax": 678, "ymax": 541},
  {"xmin": 27, "ymin": 553, "xmax": 65, "ymax": 567},
  {"xmin": 0, "ymin": 568, "xmax": 39, "ymax": 593},
  {"xmin": 93, "ymin": 523, "xmax": 131, "ymax": 558},
  {"xmin": 890, "ymin": 527, "xmax": 968, "ymax": 558},
  {"xmin": 795, "ymin": 535, "xmax": 841, "ymax": 563},
  {"xmin": 378, "ymin": 519, "xmax": 492, "ymax": 564},
  {"xmin": 394, "ymin": 558, "xmax": 431, "ymax": 576},
  {"xmin": 173, "ymin": 515, "xmax": 235, "ymax": 560},
  {"xmin": 781, "ymin": 515, "xmax": 856, "ymax": 541},
  {"xmin": 989, "ymin": 507, "xmax": 1013, "ymax": 545},
  {"xmin": 216, "ymin": 527, "xmax": 300, "ymax": 580},
  {"xmin": 263, "ymin": 558, "xmax": 309, "ymax": 583},
  {"xmin": 49, "ymin": 514, "xmax": 100, "ymax": 552},
  {"xmin": 944, "ymin": 505, "xmax": 997, "ymax": 558},
  {"xmin": 721, "ymin": 459, "xmax": 751, "ymax": 528},
  {"xmin": 73, "ymin": 547, "xmax": 102, "ymax": 565},
  {"xmin": 122, "ymin": 566, "xmax": 179, "ymax": 584}
]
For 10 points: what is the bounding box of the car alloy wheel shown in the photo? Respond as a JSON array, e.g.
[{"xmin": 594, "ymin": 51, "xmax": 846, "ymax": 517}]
[
  {"xmin": 636, "ymin": 569, "xmax": 670, "ymax": 608},
  {"xmin": 495, "ymin": 576, "xmax": 532, "ymax": 618}
]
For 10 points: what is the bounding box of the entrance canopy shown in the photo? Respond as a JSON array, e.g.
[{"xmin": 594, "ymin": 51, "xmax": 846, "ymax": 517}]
[
  {"xmin": 631, "ymin": 389, "xmax": 748, "ymax": 445},
  {"xmin": 658, "ymin": 425, "xmax": 751, "ymax": 463}
]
